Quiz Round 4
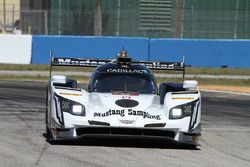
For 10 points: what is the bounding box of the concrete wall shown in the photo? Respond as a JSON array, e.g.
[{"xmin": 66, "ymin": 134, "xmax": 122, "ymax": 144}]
[{"xmin": 0, "ymin": 35, "xmax": 32, "ymax": 64}]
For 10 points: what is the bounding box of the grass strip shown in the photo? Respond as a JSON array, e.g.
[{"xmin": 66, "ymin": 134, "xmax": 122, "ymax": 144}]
[
  {"xmin": 1, "ymin": 75, "xmax": 249, "ymax": 87},
  {"xmin": 1, "ymin": 64, "xmax": 250, "ymax": 76},
  {"xmin": 1, "ymin": 75, "xmax": 249, "ymax": 93}
]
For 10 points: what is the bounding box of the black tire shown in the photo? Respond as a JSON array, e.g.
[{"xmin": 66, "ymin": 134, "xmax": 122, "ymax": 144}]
[
  {"xmin": 183, "ymin": 144, "xmax": 198, "ymax": 150},
  {"xmin": 45, "ymin": 86, "xmax": 49, "ymax": 134},
  {"xmin": 46, "ymin": 127, "xmax": 51, "ymax": 139},
  {"xmin": 46, "ymin": 127, "xmax": 59, "ymax": 144}
]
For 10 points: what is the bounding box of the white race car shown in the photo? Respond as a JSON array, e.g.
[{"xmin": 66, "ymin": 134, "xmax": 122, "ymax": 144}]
[{"xmin": 46, "ymin": 50, "xmax": 201, "ymax": 147}]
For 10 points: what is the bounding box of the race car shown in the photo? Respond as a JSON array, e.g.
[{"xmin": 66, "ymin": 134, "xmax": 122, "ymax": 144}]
[{"xmin": 45, "ymin": 50, "xmax": 201, "ymax": 147}]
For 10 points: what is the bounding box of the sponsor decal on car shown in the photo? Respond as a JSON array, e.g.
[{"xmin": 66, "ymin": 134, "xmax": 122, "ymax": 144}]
[
  {"xmin": 172, "ymin": 97, "xmax": 195, "ymax": 100},
  {"xmin": 107, "ymin": 69, "xmax": 147, "ymax": 73},
  {"xmin": 59, "ymin": 92, "xmax": 82, "ymax": 96},
  {"xmin": 94, "ymin": 109, "xmax": 161, "ymax": 120}
]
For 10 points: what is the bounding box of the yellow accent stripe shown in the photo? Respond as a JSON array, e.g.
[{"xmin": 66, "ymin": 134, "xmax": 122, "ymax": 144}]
[
  {"xmin": 172, "ymin": 97, "xmax": 194, "ymax": 100},
  {"xmin": 59, "ymin": 92, "xmax": 82, "ymax": 96}
]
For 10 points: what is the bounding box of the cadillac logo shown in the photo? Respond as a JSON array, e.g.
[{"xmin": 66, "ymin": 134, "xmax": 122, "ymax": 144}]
[{"xmin": 119, "ymin": 120, "xmax": 135, "ymax": 124}]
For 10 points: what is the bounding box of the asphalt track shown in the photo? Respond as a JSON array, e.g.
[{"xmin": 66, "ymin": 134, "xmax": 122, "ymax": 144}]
[{"xmin": 0, "ymin": 80, "xmax": 249, "ymax": 167}]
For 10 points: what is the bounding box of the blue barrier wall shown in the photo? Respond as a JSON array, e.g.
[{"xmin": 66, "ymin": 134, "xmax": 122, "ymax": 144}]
[
  {"xmin": 32, "ymin": 36, "xmax": 250, "ymax": 68},
  {"xmin": 150, "ymin": 39, "xmax": 250, "ymax": 68},
  {"xmin": 32, "ymin": 36, "xmax": 149, "ymax": 64}
]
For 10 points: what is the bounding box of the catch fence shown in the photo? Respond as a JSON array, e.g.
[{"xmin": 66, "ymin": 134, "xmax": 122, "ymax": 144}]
[{"xmin": 0, "ymin": 0, "xmax": 249, "ymax": 39}]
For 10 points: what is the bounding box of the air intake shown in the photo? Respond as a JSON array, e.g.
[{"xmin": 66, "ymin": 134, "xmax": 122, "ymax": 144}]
[{"xmin": 115, "ymin": 99, "xmax": 139, "ymax": 108}]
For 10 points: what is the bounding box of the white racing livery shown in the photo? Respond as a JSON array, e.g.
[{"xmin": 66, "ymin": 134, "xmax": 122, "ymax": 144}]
[{"xmin": 46, "ymin": 50, "xmax": 201, "ymax": 147}]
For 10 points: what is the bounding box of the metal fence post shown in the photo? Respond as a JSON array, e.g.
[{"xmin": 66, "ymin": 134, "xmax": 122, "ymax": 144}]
[
  {"xmin": 3, "ymin": 0, "xmax": 6, "ymax": 32},
  {"xmin": 12, "ymin": 5, "xmax": 15, "ymax": 26},
  {"xmin": 175, "ymin": 0, "xmax": 184, "ymax": 38},
  {"xmin": 58, "ymin": 0, "xmax": 62, "ymax": 35},
  {"xmin": 234, "ymin": 0, "xmax": 239, "ymax": 39},
  {"xmin": 245, "ymin": 0, "xmax": 249, "ymax": 37},
  {"xmin": 94, "ymin": 0, "xmax": 102, "ymax": 36},
  {"xmin": 116, "ymin": 0, "xmax": 121, "ymax": 36},
  {"xmin": 191, "ymin": 5, "xmax": 194, "ymax": 38},
  {"xmin": 44, "ymin": 10, "xmax": 48, "ymax": 35}
]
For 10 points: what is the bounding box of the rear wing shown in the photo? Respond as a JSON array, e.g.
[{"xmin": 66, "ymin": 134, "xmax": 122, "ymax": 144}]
[{"xmin": 49, "ymin": 51, "xmax": 186, "ymax": 79}]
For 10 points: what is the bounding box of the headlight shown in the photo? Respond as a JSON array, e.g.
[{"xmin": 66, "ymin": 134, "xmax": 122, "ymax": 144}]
[
  {"xmin": 171, "ymin": 108, "xmax": 182, "ymax": 118},
  {"xmin": 55, "ymin": 95, "xmax": 85, "ymax": 116},
  {"xmin": 169, "ymin": 101, "xmax": 196, "ymax": 119},
  {"xmin": 72, "ymin": 105, "xmax": 83, "ymax": 115}
]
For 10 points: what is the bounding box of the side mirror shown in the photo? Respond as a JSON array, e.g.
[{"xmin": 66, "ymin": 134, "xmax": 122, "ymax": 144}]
[
  {"xmin": 51, "ymin": 75, "xmax": 66, "ymax": 84},
  {"xmin": 183, "ymin": 80, "xmax": 198, "ymax": 90}
]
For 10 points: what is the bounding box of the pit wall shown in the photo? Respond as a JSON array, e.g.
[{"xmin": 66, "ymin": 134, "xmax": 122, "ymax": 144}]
[{"xmin": 0, "ymin": 35, "xmax": 249, "ymax": 68}]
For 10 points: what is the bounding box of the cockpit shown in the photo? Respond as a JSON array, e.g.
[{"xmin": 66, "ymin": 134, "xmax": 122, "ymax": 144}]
[{"xmin": 89, "ymin": 72, "xmax": 157, "ymax": 94}]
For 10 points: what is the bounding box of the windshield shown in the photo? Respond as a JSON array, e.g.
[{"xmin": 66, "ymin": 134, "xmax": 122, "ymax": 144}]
[{"xmin": 91, "ymin": 73, "xmax": 157, "ymax": 94}]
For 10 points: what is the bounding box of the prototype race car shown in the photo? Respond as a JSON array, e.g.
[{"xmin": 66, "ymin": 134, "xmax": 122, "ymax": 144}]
[{"xmin": 46, "ymin": 50, "xmax": 201, "ymax": 147}]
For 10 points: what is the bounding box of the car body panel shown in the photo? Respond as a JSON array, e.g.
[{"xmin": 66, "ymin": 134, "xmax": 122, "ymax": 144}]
[{"xmin": 46, "ymin": 51, "xmax": 201, "ymax": 146}]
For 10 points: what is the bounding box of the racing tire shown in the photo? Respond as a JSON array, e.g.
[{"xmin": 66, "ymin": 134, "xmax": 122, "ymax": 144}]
[{"xmin": 46, "ymin": 127, "xmax": 59, "ymax": 145}]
